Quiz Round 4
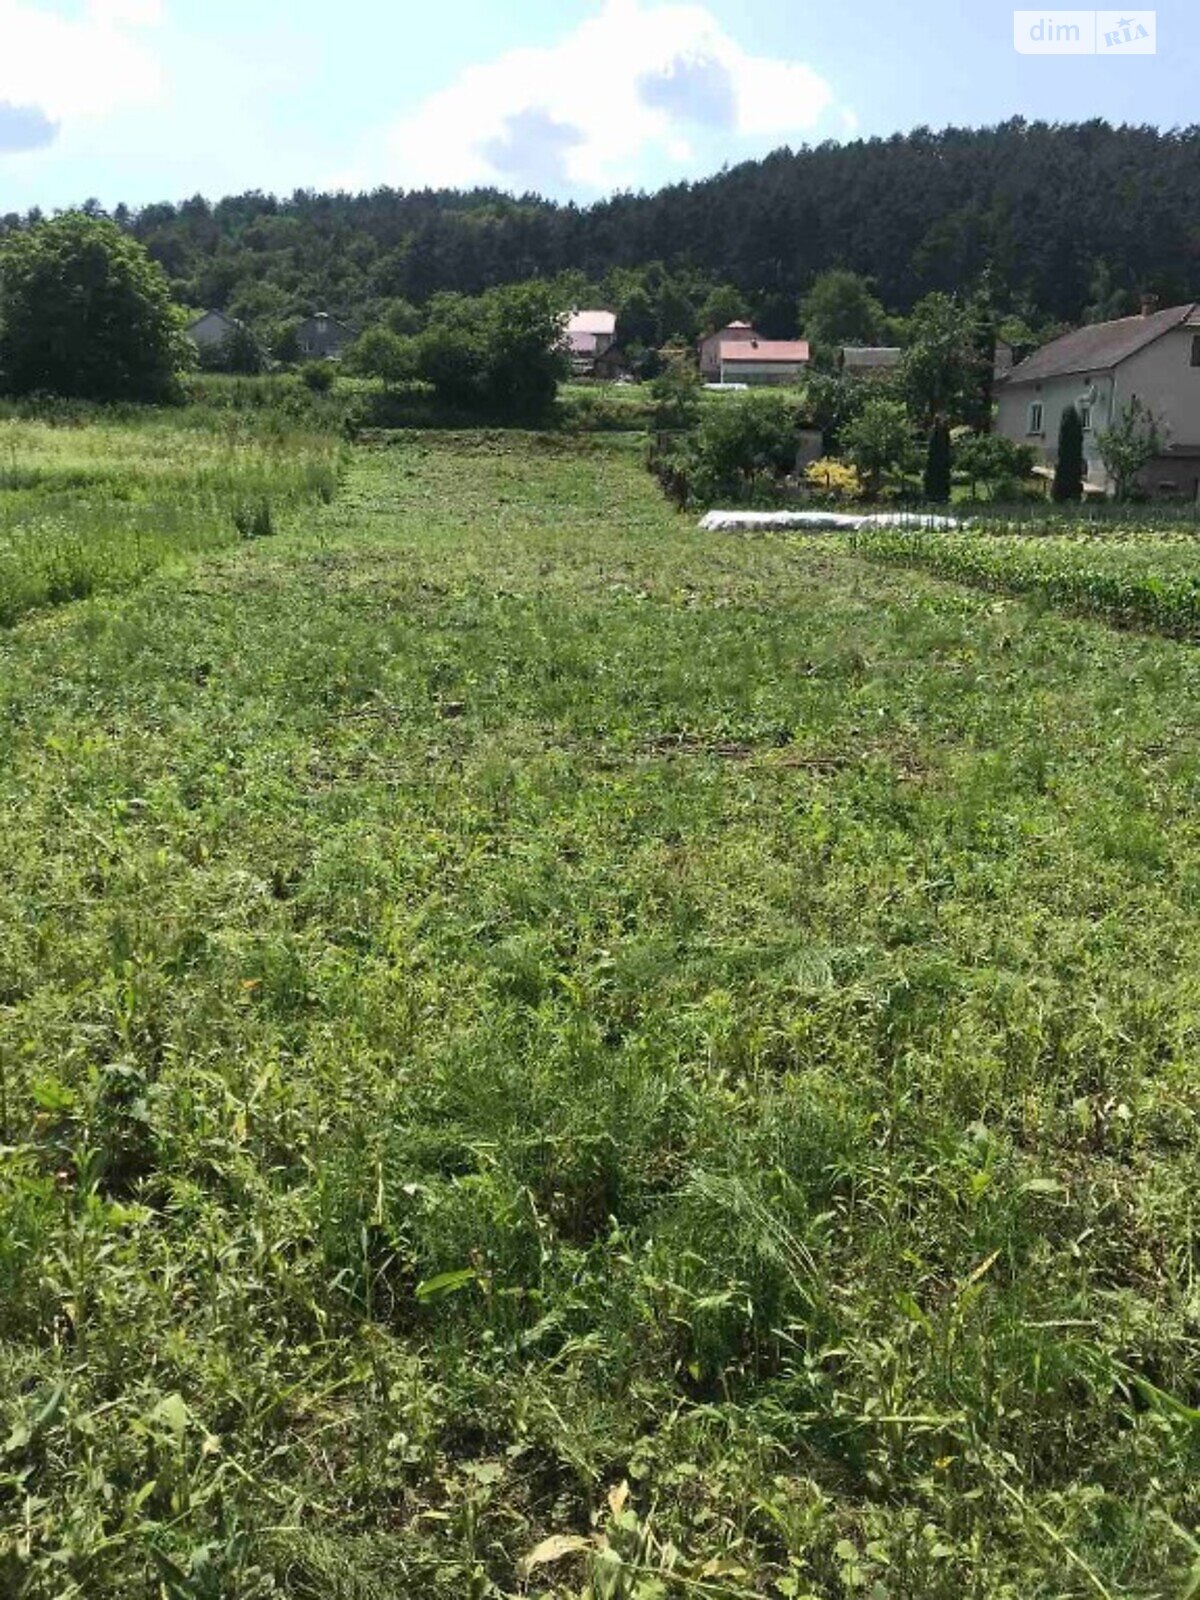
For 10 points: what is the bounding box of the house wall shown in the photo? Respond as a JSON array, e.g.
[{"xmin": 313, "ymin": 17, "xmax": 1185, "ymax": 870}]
[
  {"xmin": 996, "ymin": 316, "xmax": 1200, "ymax": 494},
  {"xmin": 1112, "ymin": 325, "xmax": 1200, "ymax": 448},
  {"xmin": 996, "ymin": 370, "xmax": 1117, "ymax": 486},
  {"xmin": 700, "ymin": 325, "xmax": 754, "ymax": 379},
  {"xmin": 189, "ymin": 313, "xmax": 233, "ymax": 349},
  {"xmin": 1137, "ymin": 455, "xmax": 1200, "ymax": 499},
  {"xmin": 719, "ymin": 361, "xmax": 806, "ymax": 387},
  {"xmin": 297, "ymin": 319, "xmax": 351, "ymax": 358}
]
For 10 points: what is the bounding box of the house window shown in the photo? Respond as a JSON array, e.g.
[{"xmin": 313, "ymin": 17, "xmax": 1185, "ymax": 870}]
[
  {"xmin": 1191, "ymin": 334, "xmax": 1200, "ymax": 368},
  {"xmin": 1080, "ymin": 404, "xmax": 1092, "ymax": 431},
  {"xmin": 1028, "ymin": 402, "xmax": 1044, "ymax": 435}
]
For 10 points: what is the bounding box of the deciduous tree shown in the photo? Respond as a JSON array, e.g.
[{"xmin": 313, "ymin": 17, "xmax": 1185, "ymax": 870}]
[{"xmin": 0, "ymin": 213, "xmax": 190, "ymax": 400}]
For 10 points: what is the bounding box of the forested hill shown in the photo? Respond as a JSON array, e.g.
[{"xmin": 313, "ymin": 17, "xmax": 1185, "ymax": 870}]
[{"xmin": 14, "ymin": 119, "xmax": 1200, "ymax": 335}]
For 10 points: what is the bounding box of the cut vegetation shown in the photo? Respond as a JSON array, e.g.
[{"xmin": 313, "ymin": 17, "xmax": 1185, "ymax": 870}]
[{"xmin": 2, "ymin": 424, "xmax": 1200, "ymax": 1598}]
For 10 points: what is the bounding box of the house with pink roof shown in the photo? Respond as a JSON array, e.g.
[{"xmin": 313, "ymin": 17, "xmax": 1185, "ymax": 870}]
[
  {"xmin": 698, "ymin": 322, "xmax": 810, "ymax": 386},
  {"xmin": 564, "ymin": 310, "xmax": 617, "ymax": 375}
]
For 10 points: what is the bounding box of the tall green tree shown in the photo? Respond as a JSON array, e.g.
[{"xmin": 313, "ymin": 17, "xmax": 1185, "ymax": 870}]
[
  {"xmin": 698, "ymin": 285, "xmax": 750, "ymax": 332},
  {"xmin": 923, "ymin": 420, "xmax": 953, "ymax": 502},
  {"xmin": 900, "ymin": 293, "xmax": 981, "ymax": 428},
  {"xmin": 0, "ymin": 213, "xmax": 189, "ymax": 400},
  {"xmin": 800, "ymin": 269, "xmax": 887, "ymax": 353},
  {"xmin": 1052, "ymin": 405, "xmax": 1085, "ymax": 503}
]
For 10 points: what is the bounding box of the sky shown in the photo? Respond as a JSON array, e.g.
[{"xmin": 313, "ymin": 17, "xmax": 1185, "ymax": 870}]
[{"xmin": 0, "ymin": 0, "xmax": 1195, "ymax": 212}]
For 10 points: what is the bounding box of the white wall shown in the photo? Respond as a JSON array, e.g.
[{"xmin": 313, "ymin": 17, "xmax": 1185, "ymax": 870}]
[
  {"xmin": 719, "ymin": 362, "xmax": 806, "ymax": 386},
  {"xmin": 1114, "ymin": 325, "xmax": 1200, "ymax": 448},
  {"xmin": 996, "ymin": 370, "xmax": 1116, "ymax": 486}
]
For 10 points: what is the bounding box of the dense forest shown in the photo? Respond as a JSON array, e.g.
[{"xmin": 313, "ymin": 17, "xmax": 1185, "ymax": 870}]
[{"xmin": 5, "ymin": 120, "xmax": 1199, "ymax": 339}]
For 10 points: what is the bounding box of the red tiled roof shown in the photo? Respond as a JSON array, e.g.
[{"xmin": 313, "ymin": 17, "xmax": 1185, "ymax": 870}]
[{"xmin": 720, "ymin": 339, "xmax": 810, "ymax": 364}]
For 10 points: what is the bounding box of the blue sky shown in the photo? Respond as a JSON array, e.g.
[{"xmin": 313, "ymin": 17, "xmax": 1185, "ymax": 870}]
[{"xmin": 0, "ymin": 0, "xmax": 1193, "ymax": 211}]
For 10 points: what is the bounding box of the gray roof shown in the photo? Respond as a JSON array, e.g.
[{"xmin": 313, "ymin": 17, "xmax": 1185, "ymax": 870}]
[
  {"xmin": 841, "ymin": 345, "xmax": 901, "ymax": 369},
  {"xmin": 1002, "ymin": 303, "xmax": 1199, "ymax": 384}
]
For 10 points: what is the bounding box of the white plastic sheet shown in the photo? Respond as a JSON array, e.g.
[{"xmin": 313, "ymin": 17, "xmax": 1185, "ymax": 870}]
[{"xmin": 697, "ymin": 510, "xmax": 966, "ymax": 533}]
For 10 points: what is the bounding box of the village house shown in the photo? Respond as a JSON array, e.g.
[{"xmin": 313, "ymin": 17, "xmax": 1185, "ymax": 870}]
[
  {"xmin": 564, "ymin": 310, "xmax": 617, "ymax": 376},
  {"xmin": 717, "ymin": 335, "xmax": 810, "ymax": 387},
  {"xmin": 698, "ymin": 320, "xmax": 756, "ymax": 380},
  {"xmin": 187, "ymin": 309, "xmax": 241, "ymax": 351},
  {"xmin": 996, "ymin": 297, "xmax": 1200, "ymax": 497},
  {"xmin": 840, "ymin": 346, "xmax": 902, "ymax": 380},
  {"xmin": 699, "ymin": 322, "xmax": 809, "ymax": 385},
  {"xmin": 296, "ymin": 312, "xmax": 354, "ymax": 360}
]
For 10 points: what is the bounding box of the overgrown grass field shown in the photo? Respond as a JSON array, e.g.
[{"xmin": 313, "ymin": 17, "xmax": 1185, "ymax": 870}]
[
  {"xmin": 0, "ymin": 404, "xmax": 342, "ymax": 623},
  {"xmin": 3, "ymin": 426, "xmax": 1200, "ymax": 1597}
]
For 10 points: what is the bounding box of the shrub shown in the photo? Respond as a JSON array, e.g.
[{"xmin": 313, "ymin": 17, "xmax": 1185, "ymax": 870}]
[
  {"xmin": 301, "ymin": 362, "xmax": 335, "ymax": 394},
  {"xmin": 686, "ymin": 392, "xmax": 801, "ymax": 502},
  {"xmin": 955, "ymin": 432, "xmax": 1037, "ymax": 499},
  {"xmin": 923, "ymin": 419, "xmax": 953, "ymax": 503},
  {"xmin": 414, "ymin": 283, "xmax": 569, "ymax": 418},
  {"xmin": 348, "ymin": 327, "xmax": 417, "ymax": 390},
  {"xmin": 843, "ymin": 395, "xmax": 916, "ymax": 498},
  {"xmin": 805, "ymin": 457, "xmax": 864, "ymax": 500}
]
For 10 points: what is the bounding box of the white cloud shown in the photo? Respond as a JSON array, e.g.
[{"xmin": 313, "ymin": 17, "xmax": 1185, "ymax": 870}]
[
  {"xmin": 371, "ymin": 0, "xmax": 845, "ymax": 195},
  {"xmin": 0, "ymin": 0, "xmax": 165, "ymax": 129}
]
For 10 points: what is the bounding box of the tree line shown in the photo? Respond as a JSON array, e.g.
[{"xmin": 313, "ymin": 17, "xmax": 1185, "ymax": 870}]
[{"xmin": 4, "ymin": 120, "xmax": 1199, "ymax": 348}]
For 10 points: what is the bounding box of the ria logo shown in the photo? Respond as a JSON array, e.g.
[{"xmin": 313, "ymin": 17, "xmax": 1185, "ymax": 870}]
[
  {"xmin": 1099, "ymin": 12, "xmax": 1154, "ymax": 48},
  {"xmin": 1013, "ymin": 10, "xmax": 1156, "ymax": 53}
]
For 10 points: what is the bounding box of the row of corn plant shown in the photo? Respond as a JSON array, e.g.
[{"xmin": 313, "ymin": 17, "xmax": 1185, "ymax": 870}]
[{"xmin": 854, "ymin": 525, "xmax": 1200, "ymax": 637}]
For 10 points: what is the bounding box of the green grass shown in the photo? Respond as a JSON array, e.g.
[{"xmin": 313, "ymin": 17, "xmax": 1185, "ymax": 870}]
[
  {"xmin": 0, "ymin": 405, "xmax": 343, "ymax": 623},
  {"xmin": 3, "ymin": 427, "xmax": 1200, "ymax": 1596}
]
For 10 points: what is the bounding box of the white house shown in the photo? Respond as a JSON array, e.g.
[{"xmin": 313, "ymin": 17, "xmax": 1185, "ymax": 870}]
[{"xmin": 996, "ymin": 297, "xmax": 1200, "ymax": 497}]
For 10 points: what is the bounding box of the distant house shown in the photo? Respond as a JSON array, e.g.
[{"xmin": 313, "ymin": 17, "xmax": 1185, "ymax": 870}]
[
  {"xmin": 698, "ymin": 321, "xmax": 755, "ymax": 381},
  {"xmin": 564, "ymin": 310, "xmax": 617, "ymax": 376},
  {"xmin": 296, "ymin": 312, "xmax": 354, "ymax": 361},
  {"xmin": 840, "ymin": 346, "xmax": 902, "ymax": 380},
  {"xmin": 716, "ymin": 335, "xmax": 810, "ymax": 387},
  {"xmin": 996, "ymin": 296, "xmax": 1200, "ymax": 497},
  {"xmin": 188, "ymin": 309, "xmax": 240, "ymax": 351}
]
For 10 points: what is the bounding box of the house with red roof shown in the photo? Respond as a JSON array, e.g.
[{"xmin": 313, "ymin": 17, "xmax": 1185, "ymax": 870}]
[{"xmin": 698, "ymin": 321, "xmax": 810, "ymax": 387}]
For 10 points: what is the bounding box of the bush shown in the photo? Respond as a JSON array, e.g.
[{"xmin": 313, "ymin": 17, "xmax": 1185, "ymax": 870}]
[
  {"xmin": 955, "ymin": 433, "xmax": 1037, "ymax": 499},
  {"xmin": 413, "ymin": 283, "xmax": 569, "ymax": 419},
  {"xmin": 843, "ymin": 395, "xmax": 916, "ymax": 498},
  {"xmin": 651, "ymin": 393, "xmax": 803, "ymax": 508},
  {"xmin": 805, "ymin": 457, "xmax": 864, "ymax": 500},
  {"xmin": 347, "ymin": 327, "xmax": 417, "ymax": 389},
  {"xmin": 301, "ymin": 362, "xmax": 335, "ymax": 393}
]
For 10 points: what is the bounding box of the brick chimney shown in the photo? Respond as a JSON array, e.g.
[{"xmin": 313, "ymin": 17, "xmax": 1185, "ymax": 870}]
[{"xmin": 1140, "ymin": 292, "xmax": 1160, "ymax": 317}]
